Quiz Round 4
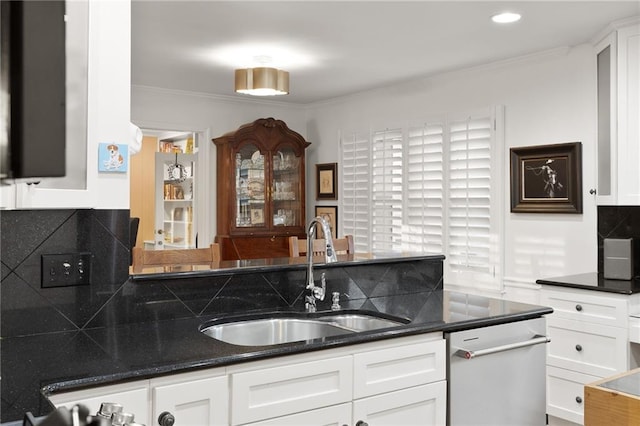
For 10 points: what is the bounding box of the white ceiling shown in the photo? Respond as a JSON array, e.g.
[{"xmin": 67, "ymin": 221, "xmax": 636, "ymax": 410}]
[{"xmin": 131, "ymin": 1, "xmax": 640, "ymax": 104}]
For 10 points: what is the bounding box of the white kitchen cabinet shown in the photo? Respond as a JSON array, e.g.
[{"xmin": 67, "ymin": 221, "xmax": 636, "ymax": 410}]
[
  {"xmin": 594, "ymin": 19, "xmax": 640, "ymax": 205},
  {"xmin": 541, "ymin": 286, "xmax": 640, "ymax": 424},
  {"xmin": 353, "ymin": 382, "xmax": 446, "ymax": 426},
  {"xmin": 49, "ymin": 380, "xmax": 150, "ymax": 425},
  {"xmin": 150, "ymin": 369, "xmax": 229, "ymax": 426},
  {"xmin": 47, "ymin": 333, "xmax": 446, "ymax": 426}
]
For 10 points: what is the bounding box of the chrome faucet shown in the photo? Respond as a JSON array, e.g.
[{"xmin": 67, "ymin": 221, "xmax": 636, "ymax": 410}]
[{"xmin": 305, "ymin": 216, "xmax": 337, "ymax": 312}]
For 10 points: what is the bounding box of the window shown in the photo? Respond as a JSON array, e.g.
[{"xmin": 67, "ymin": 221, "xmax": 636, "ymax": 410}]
[{"xmin": 341, "ymin": 107, "xmax": 503, "ymax": 288}]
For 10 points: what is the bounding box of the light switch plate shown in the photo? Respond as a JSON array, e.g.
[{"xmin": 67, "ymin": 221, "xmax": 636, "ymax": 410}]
[{"xmin": 41, "ymin": 252, "xmax": 92, "ymax": 288}]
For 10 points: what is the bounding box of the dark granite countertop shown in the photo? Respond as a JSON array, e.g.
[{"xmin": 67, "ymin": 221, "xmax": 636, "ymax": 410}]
[
  {"xmin": 536, "ymin": 272, "xmax": 640, "ymax": 294},
  {"xmin": 130, "ymin": 253, "xmax": 445, "ymax": 281},
  {"xmin": 0, "ymin": 289, "xmax": 552, "ymax": 423}
]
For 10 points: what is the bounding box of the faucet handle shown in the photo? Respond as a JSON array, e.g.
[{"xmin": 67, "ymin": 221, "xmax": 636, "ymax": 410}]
[{"xmin": 313, "ymin": 272, "xmax": 327, "ymax": 301}]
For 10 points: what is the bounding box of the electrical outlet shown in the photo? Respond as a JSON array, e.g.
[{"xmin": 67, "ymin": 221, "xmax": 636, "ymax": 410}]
[{"xmin": 41, "ymin": 252, "xmax": 91, "ymax": 288}]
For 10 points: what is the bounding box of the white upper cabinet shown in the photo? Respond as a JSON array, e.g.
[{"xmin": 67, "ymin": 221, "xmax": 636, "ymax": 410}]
[{"xmin": 595, "ymin": 18, "xmax": 640, "ymax": 205}]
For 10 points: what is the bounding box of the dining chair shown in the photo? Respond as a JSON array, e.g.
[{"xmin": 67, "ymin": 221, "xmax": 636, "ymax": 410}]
[
  {"xmin": 288, "ymin": 235, "xmax": 354, "ymax": 257},
  {"xmin": 132, "ymin": 243, "xmax": 221, "ymax": 272}
]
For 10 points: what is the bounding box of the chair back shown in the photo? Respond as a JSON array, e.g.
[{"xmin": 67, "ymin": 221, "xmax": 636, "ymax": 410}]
[
  {"xmin": 132, "ymin": 243, "xmax": 221, "ymax": 273},
  {"xmin": 288, "ymin": 235, "xmax": 354, "ymax": 257}
]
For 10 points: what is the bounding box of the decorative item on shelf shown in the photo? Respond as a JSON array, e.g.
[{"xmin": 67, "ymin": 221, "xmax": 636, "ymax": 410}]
[
  {"xmin": 160, "ymin": 141, "xmax": 174, "ymax": 153},
  {"xmin": 173, "ymin": 207, "xmax": 184, "ymax": 221},
  {"xmin": 164, "ymin": 183, "xmax": 172, "ymax": 200},
  {"xmin": 172, "ymin": 185, "xmax": 184, "ymax": 200},
  {"xmin": 187, "ymin": 206, "xmax": 193, "ymax": 223},
  {"xmin": 316, "ymin": 162, "xmax": 338, "ymax": 200},
  {"xmin": 251, "ymin": 208, "xmax": 264, "ymax": 225},
  {"xmin": 167, "ymin": 153, "xmax": 188, "ymax": 183},
  {"xmin": 185, "ymin": 137, "xmax": 194, "ymax": 154},
  {"xmin": 315, "ymin": 205, "xmax": 338, "ymax": 238},
  {"xmin": 510, "ymin": 142, "xmax": 582, "ymax": 213}
]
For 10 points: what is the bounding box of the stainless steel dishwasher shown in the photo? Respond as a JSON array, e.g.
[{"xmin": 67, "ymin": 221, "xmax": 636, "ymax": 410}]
[{"xmin": 446, "ymin": 317, "xmax": 549, "ymax": 426}]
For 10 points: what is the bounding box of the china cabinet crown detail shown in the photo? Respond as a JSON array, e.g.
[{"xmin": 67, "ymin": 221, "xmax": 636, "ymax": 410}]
[{"xmin": 213, "ymin": 118, "xmax": 311, "ymax": 260}]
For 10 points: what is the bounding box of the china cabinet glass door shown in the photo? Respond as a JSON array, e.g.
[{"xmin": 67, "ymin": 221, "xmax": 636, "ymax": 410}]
[
  {"xmin": 235, "ymin": 144, "xmax": 266, "ymax": 228},
  {"xmin": 272, "ymin": 147, "xmax": 302, "ymax": 228}
]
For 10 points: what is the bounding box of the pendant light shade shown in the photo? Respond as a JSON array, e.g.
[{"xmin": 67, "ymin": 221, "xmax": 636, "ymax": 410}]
[{"xmin": 235, "ymin": 67, "xmax": 289, "ymax": 96}]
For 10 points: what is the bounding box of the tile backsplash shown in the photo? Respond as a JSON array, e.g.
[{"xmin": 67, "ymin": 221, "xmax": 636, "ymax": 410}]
[
  {"xmin": 1, "ymin": 209, "xmax": 131, "ymax": 338},
  {"xmin": 598, "ymin": 206, "xmax": 640, "ymax": 275},
  {"xmin": 1, "ymin": 209, "xmax": 444, "ymax": 338}
]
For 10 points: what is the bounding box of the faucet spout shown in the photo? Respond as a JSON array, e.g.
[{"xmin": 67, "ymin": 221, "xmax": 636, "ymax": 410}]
[{"xmin": 305, "ymin": 216, "xmax": 337, "ymax": 311}]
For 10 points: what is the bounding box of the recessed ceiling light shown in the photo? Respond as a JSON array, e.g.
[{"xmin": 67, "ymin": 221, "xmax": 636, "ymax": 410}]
[{"xmin": 491, "ymin": 12, "xmax": 521, "ymax": 24}]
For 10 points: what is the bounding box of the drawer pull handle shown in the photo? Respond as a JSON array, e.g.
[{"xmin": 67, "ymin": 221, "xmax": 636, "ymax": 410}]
[
  {"xmin": 454, "ymin": 335, "xmax": 550, "ymax": 359},
  {"xmin": 576, "ymin": 344, "xmax": 583, "ymax": 352},
  {"xmin": 356, "ymin": 422, "xmax": 369, "ymax": 426},
  {"xmin": 576, "ymin": 396, "xmax": 583, "ymax": 404},
  {"xmin": 575, "ymin": 304, "xmax": 583, "ymax": 311}
]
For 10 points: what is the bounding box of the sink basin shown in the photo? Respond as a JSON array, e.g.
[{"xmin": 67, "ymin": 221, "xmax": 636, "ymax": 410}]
[{"xmin": 200, "ymin": 312, "xmax": 405, "ymax": 346}]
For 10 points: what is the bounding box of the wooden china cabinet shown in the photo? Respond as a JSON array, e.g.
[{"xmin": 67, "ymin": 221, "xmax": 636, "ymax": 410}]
[{"xmin": 213, "ymin": 118, "xmax": 311, "ymax": 260}]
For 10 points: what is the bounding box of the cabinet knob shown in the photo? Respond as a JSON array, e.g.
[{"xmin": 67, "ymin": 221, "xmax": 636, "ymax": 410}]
[
  {"xmin": 576, "ymin": 396, "xmax": 583, "ymax": 404},
  {"xmin": 576, "ymin": 344, "xmax": 583, "ymax": 352},
  {"xmin": 575, "ymin": 304, "xmax": 583, "ymax": 312},
  {"xmin": 589, "ymin": 188, "xmax": 597, "ymax": 195},
  {"xmin": 356, "ymin": 422, "xmax": 369, "ymax": 426},
  {"xmin": 158, "ymin": 411, "xmax": 175, "ymax": 426},
  {"xmin": 270, "ymin": 235, "xmax": 276, "ymax": 242}
]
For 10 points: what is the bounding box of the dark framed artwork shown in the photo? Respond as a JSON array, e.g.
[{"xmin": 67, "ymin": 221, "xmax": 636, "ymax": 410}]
[
  {"xmin": 316, "ymin": 163, "xmax": 338, "ymax": 200},
  {"xmin": 510, "ymin": 142, "xmax": 582, "ymax": 213},
  {"xmin": 315, "ymin": 205, "xmax": 338, "ymax": 238}
]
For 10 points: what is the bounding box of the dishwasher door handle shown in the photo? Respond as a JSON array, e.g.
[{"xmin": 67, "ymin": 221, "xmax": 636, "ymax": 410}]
[{"xmin": 454, "ymin": 334, "xmax": 550, "ymax": 360}]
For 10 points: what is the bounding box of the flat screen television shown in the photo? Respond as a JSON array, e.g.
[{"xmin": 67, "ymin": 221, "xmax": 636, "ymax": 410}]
[{"xmin": 1, "ymin": 1, "xmax": 66, "ymax": 181}]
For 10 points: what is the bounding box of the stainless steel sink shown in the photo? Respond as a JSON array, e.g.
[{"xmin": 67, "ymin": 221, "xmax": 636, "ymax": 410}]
[{"xmin": 200, "ymin": 312, "xmax": 405, "ymax": 346}]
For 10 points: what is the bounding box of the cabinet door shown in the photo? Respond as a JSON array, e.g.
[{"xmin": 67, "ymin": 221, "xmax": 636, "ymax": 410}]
[
  {"xmin": 616, "ymin": 24, "xmax": 640, "ymax": 205},
  {"xmin": 246, "ymin": 403, "xmax": 351, "ymax": 426},
  {"xmin": 234, "ymin": 143, "xmax": 267, "ymax": 232},
  {"xmin": 271, "ymin": 146, "xmax": 304, "ymax": 229},
  {"xmin": 352, "ymin": 382, "xmax": 446, "ymax": 426},
  {"xmin": 152, "ymin": 374, "xmax": 228, "ymax": 426},
  {"xmin": 48, "ymin": 380, "xmax": 150, "ymax": 425}
]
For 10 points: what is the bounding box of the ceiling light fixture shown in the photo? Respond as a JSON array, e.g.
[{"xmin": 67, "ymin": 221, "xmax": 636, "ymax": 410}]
[
  {"xmin": 491, "ymin": 12, "xmax": 521, "ymax": 24},
  {"xmin": 235, "ymin": 67, "xmax": 289, "ymax": 96}
]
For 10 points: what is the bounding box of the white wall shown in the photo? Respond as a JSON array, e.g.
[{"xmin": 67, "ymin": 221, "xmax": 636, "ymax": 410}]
[{"xmin": 305, "ymin": 45, "xmax": 598, "ymax": 289}]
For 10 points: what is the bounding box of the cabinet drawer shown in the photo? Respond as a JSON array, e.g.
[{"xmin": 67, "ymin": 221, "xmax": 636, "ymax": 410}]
[
  {"xmin": 231, "ymin": 356, "xmax": 352, "ymax": 425},
  {"xmin": 546, "ymin": 366, "xmax": 599, "ymax": 425},
  {"xmin": 245, "ymin": 403, "xmax": 351, "ymax": 426},
  {"xmin": 546, "ymin": 317, "xmax": 628, "ymax": 377},
  {"xmin": 352, "ymin": 382, "xmax": 447, "ymax": 426},
  {"xmin": 541, "ymin": 287, "xmax": 627, "ymax": 327},
  {"xmin": 353, "ymin": 339, "xmax": 445, "ymax": 399}
]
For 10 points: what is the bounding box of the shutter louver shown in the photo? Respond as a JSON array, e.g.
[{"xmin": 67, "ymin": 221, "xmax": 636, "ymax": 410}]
[
  {"xmin": 447, "ymin": 117, "xmax": 492, "ymax": 273},
  {"xmin": 371, "ymin": 128, "xmax": 403, "ymax": 252},
  {"xmin": 341, "ymin": 132, "xmax": 371, "ymax": 252},
  {"xmin": 405, "ymin": 122, "xmax": 445, "ymax": 254}
]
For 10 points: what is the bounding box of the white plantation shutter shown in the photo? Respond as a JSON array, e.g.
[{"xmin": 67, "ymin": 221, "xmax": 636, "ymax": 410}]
[
  {"xmin": 340, "ymin": 107, "xmax": 502, "ymax": 288},
  {"xmin": 404, "ymin": 122, "xmax": 445, "ymax": 254},
  {"xmin": 371, "ymin": 128, "xmax": 404, "ymax": 252},
  {"xmin": 447, "ymin": 116, "xmax": 492, "ymax": 273},
  {"xmin": 341, "ymin": 132, "xmax": 371, "ymax": 252}
]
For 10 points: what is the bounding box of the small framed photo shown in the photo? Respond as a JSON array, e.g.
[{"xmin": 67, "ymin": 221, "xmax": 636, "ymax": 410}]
[
  {"xmin": 316, "ymin": 162, "xmax": 338, "ymax": 200},
  {"xmin": 172, "ymin": 185, "xmax": 184, "ymax": 200},
  {"xmin": 510, "ymin": 142, "xmax": 582, "ymax": 213},
  {"xmin": 315, "ymin": 205, "xmax": 338, "ymax": 239},
  {"xmin": 251, "ymin": 208, "xmax": 264, "ymax": 225}
]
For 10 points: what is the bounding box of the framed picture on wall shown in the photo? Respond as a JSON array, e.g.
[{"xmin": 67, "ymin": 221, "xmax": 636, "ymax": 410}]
[
  {"xmin": 316, "ymin": 163, "xmax": 338, "ymax": 200},
  {"xmin": 510, "ymin": 142, "xmax": 582, "ymax": 213},
  {"xmin": 315, "ymin": 205, "xmax": 338, "ymax": 239}
]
